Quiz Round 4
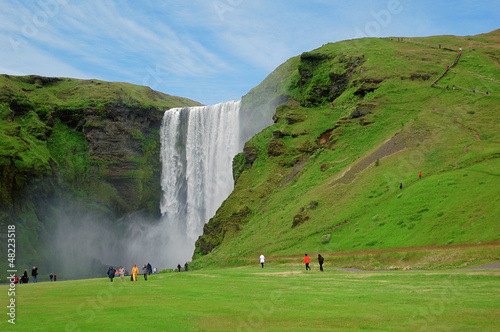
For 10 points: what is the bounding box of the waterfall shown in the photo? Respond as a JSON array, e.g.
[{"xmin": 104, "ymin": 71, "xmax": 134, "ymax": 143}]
[
  {"xmin": 158, "ymin": 100, "xmax": 241, "ymax": 263},
  {"xmin": 44, "ymin": 98, "xmax": 276, "ymax": 276}
]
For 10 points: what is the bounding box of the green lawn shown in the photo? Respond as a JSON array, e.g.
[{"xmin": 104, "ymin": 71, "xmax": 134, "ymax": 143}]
[{"xmin": 1, "ymin": 266, "xmax": 499, "ymax": 331}]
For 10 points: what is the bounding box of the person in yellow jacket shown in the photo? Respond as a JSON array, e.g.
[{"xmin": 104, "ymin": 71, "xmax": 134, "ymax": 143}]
[{"xmin": 131, "ymin": 264, "xmax": 139, "ymax": 281}]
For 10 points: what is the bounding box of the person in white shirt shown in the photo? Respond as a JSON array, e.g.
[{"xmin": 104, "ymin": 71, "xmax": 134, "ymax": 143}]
[{"xmin": 259, "ymin": 254, "xmax": 265, "ymax": 268}]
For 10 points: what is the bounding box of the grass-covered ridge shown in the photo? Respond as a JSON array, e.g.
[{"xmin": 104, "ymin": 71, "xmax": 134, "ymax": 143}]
[{"xmin": 194, "ymin": 30, "xmax": 500, "ymax": 269}]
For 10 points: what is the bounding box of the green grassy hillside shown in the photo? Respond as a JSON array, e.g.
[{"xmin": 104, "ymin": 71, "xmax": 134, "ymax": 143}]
[{"xmin": 194, "ymin": 30, "xmax": 500, "ymax": 269}]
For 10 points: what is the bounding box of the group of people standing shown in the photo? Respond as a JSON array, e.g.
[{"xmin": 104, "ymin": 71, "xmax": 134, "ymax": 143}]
[
  {"xmin": 107, "ymin": 262, "xmax": 153, "ymax": 282},
  {"xmin": 258, "ymin": 254, "xmax": 325, "ymax": 271},
  {"xmin": 176, "ymin": 262, "xmax": 189, "ymax": 272},
  {"xmin": 13, "ymin": 266, "xmax": 54, "ymax": 284}
]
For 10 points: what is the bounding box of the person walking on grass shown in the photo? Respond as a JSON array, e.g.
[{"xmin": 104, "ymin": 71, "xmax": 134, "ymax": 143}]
[
  {"xmin": 259, "ymin": 254, "xmax": 265, "ymax": 268},
  {"xmin": 303, "ymin": 254, "xmax": 311, "ymax": 271},
  {"xmin": 142, "ymin": 265, "xmax": 148, "ymax": 281},
  {"xmin": 107, "ymin": 266, "xmax": 116, "ymax": 282},
  {"xmin": 318, "ymin": 254, "xmax": 324, "ymax": 272},
  {"xmin": 131, "ymin": 264, "xmax": 139, "ymax": 281},
  {"xmin": 31, "ymin": 266, "xmax": 38, "ymax": 283},
  {"xmin": 119, "ymin": 266, "xmax": 125, "ymax": 282}
]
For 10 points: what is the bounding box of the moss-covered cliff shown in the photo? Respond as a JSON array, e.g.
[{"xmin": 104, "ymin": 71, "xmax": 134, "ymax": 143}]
[{"xmin": 0, "ymin": 75, "xmax": 201, "ymax": 265}]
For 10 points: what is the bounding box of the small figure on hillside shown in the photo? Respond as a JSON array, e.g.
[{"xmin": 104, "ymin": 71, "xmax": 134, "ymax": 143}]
[
  {"xmin": 31, "ymin": 266, "xmax": 38, "ymax": 283},
  {"xmin": 400, "ymin": 182, "xmax": 403, "ymax": 189},
  {"xmin": 49, "ymin": 273, "xmax": 53, "ymax": 281},
  {"xmin": 54, "ymin": 275, "xmax": 57, "ymax": 281},
  {"xmin": 486, "ymin": 91, "xmax": 489, "ymax": 95},
  {"xmin": 184, "ymin": 262, "xmax": 189, "ymax": 271},
  {"xmin": 259, "ymin": 254, "xmax": 266, "ymax": 268},
  {"xmin": 318, "ymin": 254, "xmax": 324, "ymax": 272},
  {"xmin": 131, "ymin": 264, "xmax": 139, "ymax": 281},
  {"xmin": 147, "ymin": 262, "xmax": 152, "ymax": 275},
  {"xmin": 303, "ymin": 254, "xmax": 311, "ymax": 271},
  {"xmin": 439, "ymin": 44, "xmax": 441, "ymax": 49},
  {"xmin": 177, "ymin": 264, "xmax": 182, "ymax": 272},
  {"xmin": 142, "ymin": 265, "xmax": 148, "ymax": 280},
  {"xmin": 452, "ymin": 85, "xmax": 455, "ymax": 90},
  {"xmin": 473, "ymin": 88, "xmax": 476, "ymax": 93},
  {"xmin": 107, "ymin": 266, "xmax": 116, "ymax": 282},
  {"xmin": 446, "ymin": 66, "xmax": 449, "ymax": 71},
  {"xmin": 446, "ymin": 85, "xmax": 449, "ymax": 90},
  {"xmin": 119, "ymin": 266, "xmax": 125, "ymax": 282},
  {"xmin": 419, "ymin": 172, "xmax": 422, "ymax": 179}
]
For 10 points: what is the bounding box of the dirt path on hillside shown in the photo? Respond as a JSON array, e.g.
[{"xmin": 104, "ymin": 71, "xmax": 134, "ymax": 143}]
[
  {"xmin": 274, "ymin": 241, "xmax": 500, "ymax": 261},
  {"xmin": 333, "ymin": 131, "xmax": 414, "ymax": 186},
  {"xmin": 465, "ymin": 262, "xmax": 500, "ymax": 270}
]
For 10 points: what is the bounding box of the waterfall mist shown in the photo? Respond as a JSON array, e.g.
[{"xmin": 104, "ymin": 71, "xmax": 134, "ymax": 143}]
[{"xmin": 38, "ymin": 99, "xmax": 277, "ymax": 278}]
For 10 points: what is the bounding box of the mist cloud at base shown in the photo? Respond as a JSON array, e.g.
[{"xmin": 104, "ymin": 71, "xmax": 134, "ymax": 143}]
[{"xmin": 41, "ymin": 201, "xmax": 193, "ymax": 279}]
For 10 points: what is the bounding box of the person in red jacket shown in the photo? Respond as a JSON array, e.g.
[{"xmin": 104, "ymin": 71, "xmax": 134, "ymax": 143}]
[{"xmin": 303, "ymin": 254, "xmax": 311, "ymax": 271}]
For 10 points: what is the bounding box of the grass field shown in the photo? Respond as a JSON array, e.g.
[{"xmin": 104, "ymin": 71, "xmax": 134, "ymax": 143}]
[{"xmin": 1, "ymin": 266, "xmax": 499, "ymax": 331}]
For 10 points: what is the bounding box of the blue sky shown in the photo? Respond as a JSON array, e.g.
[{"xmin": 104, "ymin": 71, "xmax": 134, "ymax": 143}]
[{"xmin": 1, "ymin": 1, "xmax": 498, "ymax": 105}]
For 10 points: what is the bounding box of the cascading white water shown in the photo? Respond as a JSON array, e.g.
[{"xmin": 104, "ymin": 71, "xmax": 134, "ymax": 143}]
[
  {"xmin": 158, "ymin": 100, "xmax": 241, "ymax": 263},
  {"xmin": 45, "ymin": 98, "xmax": 277, "ymax": 276}
]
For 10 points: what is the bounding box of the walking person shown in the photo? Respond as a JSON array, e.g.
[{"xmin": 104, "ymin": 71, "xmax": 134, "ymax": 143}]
[
  {"xmin": 118, "ymin": 266, "xmax": 125, "ymax": 282},
  {"xmin": 107, "ymin": 266, "xmax": 116, "ymax": 282},
  {"xmin": 131, "ymin": 264, "xmax": 139, "ymax": 281},
  {"xmin": 419, "ymin": 172, "xmax": 422, "ymax": 179},
  {"xmin": 259, "ymin": 254, "xmax": 265, "ymax": 268},
  {"xmin": 318, "ymin": 254, "xmax": 324, "ymax": 272},
  {"xmin": 142, "ymin": 265, "xmax": 148, "ymax": 281},
  {"xmin": 303, "ymin": 254, "xmax": 311, "ymax": 271},
  {"xmin": 31, "ymin": 266, "xmax": 38, "ymax": 283},
  {"xmin": 49, "ymin": 273, "xmax": 53, "ymax": 281}
]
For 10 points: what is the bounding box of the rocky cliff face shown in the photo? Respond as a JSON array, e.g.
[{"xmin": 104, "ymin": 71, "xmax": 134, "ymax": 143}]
[{"xmin": 82, "ymin": 101, "xmax": 164, "ymax": 215}]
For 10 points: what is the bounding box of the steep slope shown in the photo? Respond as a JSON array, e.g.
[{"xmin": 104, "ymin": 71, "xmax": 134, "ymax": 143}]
[
  {"xmin": 0, "ymin": 75, "xmax": 201, "ymax": 267},
  {"xmin": 194, "ymin": 30, "xmax": 500, "ymax": 268}
]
